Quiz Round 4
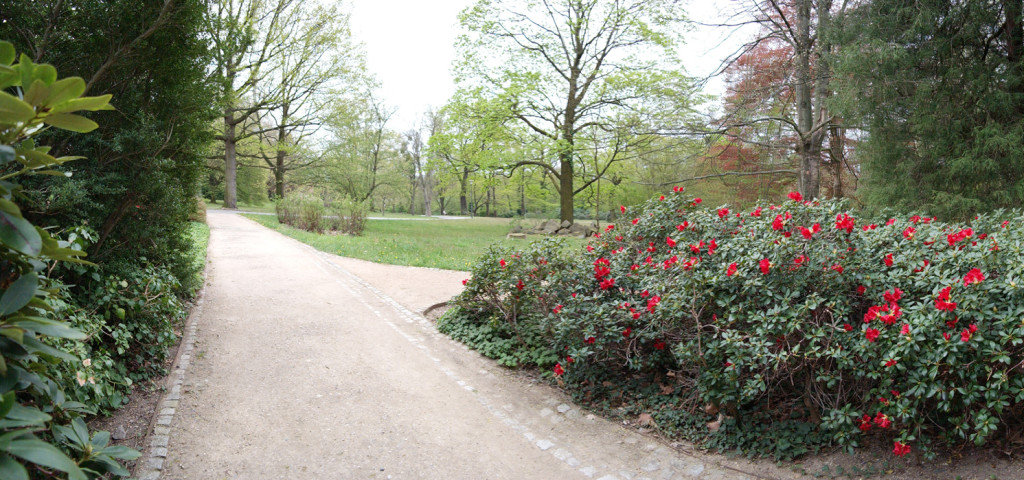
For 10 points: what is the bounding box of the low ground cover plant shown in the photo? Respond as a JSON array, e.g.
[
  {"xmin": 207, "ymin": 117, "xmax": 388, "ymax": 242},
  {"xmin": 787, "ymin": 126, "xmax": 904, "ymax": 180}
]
[{"xmin": 444, "ymin": 188, "xmax": 1024, "ymax": 460}]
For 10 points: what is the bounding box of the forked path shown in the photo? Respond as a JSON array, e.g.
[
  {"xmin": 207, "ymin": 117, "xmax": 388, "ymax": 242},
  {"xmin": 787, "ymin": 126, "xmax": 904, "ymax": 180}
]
[{"xmin": 153, "ymin": 212, "xmax": 766, "ymax": 480}]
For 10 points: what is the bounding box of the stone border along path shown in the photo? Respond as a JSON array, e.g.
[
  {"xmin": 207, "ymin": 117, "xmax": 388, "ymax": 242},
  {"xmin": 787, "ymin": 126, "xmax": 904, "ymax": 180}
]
[
  {"xmin": 133, "ymin": 212, "xmax": 771, "ymax": 480},
  {"xmin": 135, "ymin": 282, "xmax": 205, "ymax": 480}
]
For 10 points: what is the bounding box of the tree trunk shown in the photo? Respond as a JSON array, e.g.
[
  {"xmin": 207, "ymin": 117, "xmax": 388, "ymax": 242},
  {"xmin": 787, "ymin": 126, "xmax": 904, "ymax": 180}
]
[
  {"xmin": 795, "ymin": 0, "xmax": 819, "ymax": 199},
  {"xmin": 274, "ymin": 165, "xmax": 285, "ymax": 198},
  {"xmin": 519, "ymin": 169, "xmax": 526, "ymax": 215},
  {"xmin": 224, "ymin": 112, "xmax": 238, "ymax": 209},
  {"xmin": 829, "ymin": 123, "xmax": 845, "ymax": 198},
  {"xmin": 422, "ymin": 171, "xmax": 433, "ymax": 216},
  {"xmin": 275, "ymin": 102, "xmax": 289, "ymax": 199},
  {"xmin": 559, "ymin": 152, "xmax": 574, "ymax": 224},
  {"xmin": 459, "ymin": 168, "xmax": 469, "ymax": 215}
]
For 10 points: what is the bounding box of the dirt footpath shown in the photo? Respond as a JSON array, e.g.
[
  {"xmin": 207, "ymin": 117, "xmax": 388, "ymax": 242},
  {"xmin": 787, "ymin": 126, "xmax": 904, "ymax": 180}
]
[{"xmin": 140, "ymin": 211, "xmax": 773, "ymax": 480}]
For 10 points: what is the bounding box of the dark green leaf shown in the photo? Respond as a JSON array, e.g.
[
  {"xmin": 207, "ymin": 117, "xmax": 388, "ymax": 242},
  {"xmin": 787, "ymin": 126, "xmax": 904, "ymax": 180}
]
[
  {"xmin": 0, "ymin": 453, "xmax": 29, "ymax": 480},
  {"xmin": 7, "ymin": 438, "xmax": 85, "ymax": 480},
  {"xmin": 12, "ymin": 318, "xmax": 85, "ymax": 340},
  {"xmin": 0, "ymin": 273, "xmax": 37, "ymax": 316},
  {"xmin": 0, "ymin": 211, "xmax": 41, "ymax": 257},
  {"xmin": 0, "ymin": 146, "xmax": 14, "ymax": 166}
]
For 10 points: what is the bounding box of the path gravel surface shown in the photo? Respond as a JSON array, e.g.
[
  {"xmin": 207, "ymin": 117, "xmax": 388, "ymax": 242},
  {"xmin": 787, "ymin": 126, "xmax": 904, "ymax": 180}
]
[{"xmin": 145, "ymin": 211, "xmax": 777, "ymax": 480}]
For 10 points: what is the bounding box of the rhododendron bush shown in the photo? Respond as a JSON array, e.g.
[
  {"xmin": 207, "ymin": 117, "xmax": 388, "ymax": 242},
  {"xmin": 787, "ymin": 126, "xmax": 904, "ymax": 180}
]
[{"xmin": 441, "ymin": 190, "xmax": 1024, "ymax": 459}]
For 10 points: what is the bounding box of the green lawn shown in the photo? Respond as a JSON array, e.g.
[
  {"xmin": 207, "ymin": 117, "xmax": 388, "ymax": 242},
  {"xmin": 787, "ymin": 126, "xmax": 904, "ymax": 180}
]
[{"xmin": 243, "ymin": 214, "xmax": 586, "ymax": 271}]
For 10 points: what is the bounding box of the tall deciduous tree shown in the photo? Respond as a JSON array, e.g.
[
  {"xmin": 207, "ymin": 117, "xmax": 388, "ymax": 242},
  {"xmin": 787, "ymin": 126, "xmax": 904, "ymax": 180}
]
[
  {"xmin": 252, "ymin": 3, "xmax": 363, "ymax": 199},
  {"xmin": 709, "ymin": 0, "xmax": 850, "ymax": 200},
  {"xmin": 456, "ymin": 0, "xmax": 693, "ymax": 224},
  {"xmin": 205, "ymin": 0, "xmax": 357, "ymax": 207},
  {"xmin": 322, "ymin": 88, "xmax": 398, "ymax": 203},
  {"xmin": 831, "ymin": 0, "xmax": 1024, "ymax": 219}
]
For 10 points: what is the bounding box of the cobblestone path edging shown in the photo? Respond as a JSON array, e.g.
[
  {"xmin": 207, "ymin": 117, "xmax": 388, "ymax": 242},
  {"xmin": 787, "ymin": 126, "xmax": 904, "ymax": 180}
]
[{"xmin": 133, "ymin": 284, "xmax": 205, "ymax": 480}]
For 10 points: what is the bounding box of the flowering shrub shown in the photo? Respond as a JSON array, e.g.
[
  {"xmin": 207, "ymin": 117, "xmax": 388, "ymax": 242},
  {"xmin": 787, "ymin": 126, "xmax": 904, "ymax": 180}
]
[{"xmin": 447, "ymin": 189, "xmax": 1024, "ymax": 459}]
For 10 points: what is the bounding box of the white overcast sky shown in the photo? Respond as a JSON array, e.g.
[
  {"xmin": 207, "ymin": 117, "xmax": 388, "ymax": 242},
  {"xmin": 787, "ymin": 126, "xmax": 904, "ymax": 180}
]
[{"xmin": 348, "ymin": 0, "xmax": 754, "ymax": 131}]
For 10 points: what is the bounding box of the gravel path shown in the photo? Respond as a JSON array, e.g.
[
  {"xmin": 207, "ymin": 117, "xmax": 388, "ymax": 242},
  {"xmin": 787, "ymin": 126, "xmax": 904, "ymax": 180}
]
[{"xmin": 140, "ymin": 211, "xmax": 772, "ymax": 480}]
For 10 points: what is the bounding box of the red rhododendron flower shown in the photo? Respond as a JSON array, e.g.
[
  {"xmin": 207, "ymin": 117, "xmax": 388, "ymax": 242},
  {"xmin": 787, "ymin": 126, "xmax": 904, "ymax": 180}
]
[
  {"xmin": 943, "ymin": 332, "xmax": 952, "ymax": 341},
  {"xmin": 884, "ymin": 253, "xmax": 893, "ymax": 267},
  {"xmin": 565, "ymin": 355, "xmax": 574, "ymax": 364},
  {"xmin": 961, "ymin": 329, "xmax": 972, "ymax": 342},
  {"xmin": 859, "ymin": 415, "xmax": 872, "ymax": 432},
  {"xmin": 751, "ymin": 206, "xmax": 762, "ymax": 217},
  {"xmin": 893, "ymin": 441, "xmax": 910, "ymax": 457},
  {"xmin": 843, "ymin": 323, "xmax": 853, "ymax": 332},
  {"xmin": 500, "ymin": 259, "xmax": 507, "ymax": 268},
  {"xmin": 553, "ymin": 363, "xmax": 565, "ymax": 376},
  {"xmin": 969, "ymin": 323, "xmax": 978, "ymax": 333},
  {"xmin": 963, "ymin": 268, "xmax": 985, "ymax": 286},
  {"xmin": 885, "ymin": 359, "xmax": 896, "ymax": 367},
  {"xmin": 653, "ymin": 339, "xmax": 666, "ymax": 350},
  {"xmin": 875, "ymin": 412, "xmax": 892, "ymax": 429},
  {"xmin": 831, "ymin": 264, "xmax": 844, "ymax": 274},
  {"xmin": 857, "ymin": 285, "xmax": 867, "ymax": 295},
  {"xmin": 640, "ymin": 290, "xmax": 649, "ymax": 297},
  {"xmin": 726, "ymin": 263, "xmax": 738, "ymax": 276},
  {"xmin": 759, "ymin": 258, "xmax": 771, "ymax": 275},
  {"xmin": 693, "ymin": 198, "xmax": 702, "ymax": 204},
  {"xmin": 516, "ymin": 280, "xmax": 525, "ymax": 291},
  {"xmin": 646, "ymin": 295, "xmax": 660, "ymax": 313},
  {"xmin": 659, "ymin": 195, "xmax": 665, "ymax": 201},
  {"xmin": 622, "ymin": 327, "xmax": 632, "ymax": 337},
  {"xmin": 935, "ymin": 286, "xmax": 957, "ymax": 311},
  {"xmin": 865, "ymin": 328, "xmax": 880, "ymax": 342},
  {"xmin": 902, "ymin": 227, "xmax": 916, "ymax": 240},
  {"xmin": 708, "ymin": 239, "xmax": 718, "ymax": 255},
  {"xmin": 718, "ymin": 208, "xmax": 729, "ymax": 218},
  {"xmin": 798, "ymin": 226, "xmax": 813, "ymax": 239},
  {"xmin": 835, "ymin": 213, "xmax": 855, "ymax": 233},
  {"xmin": 630, "ymin": 264, "xmax": 639, "ymax": 271},
  {"xmin": 553, "ymin": 305, "xmax": 563, "ymax": 314},
  {"xmin": 788, "ymin": 191, "xmax": 803, "ymax": 202},
  {"xmin": 886, "ymin": 218, "xmax": 896, "ymax": 226},
  {"xmin": 599, "ymin": 278, "xmax": 616, "ymax": 290},
  {"xmin": 676, "ymin": 221, "xmax": 689, "ymax": 231},
  {"xmin": 605, "ymin": 224, "xmax": 615, "ymax": 231},
  {"xmin": 585, "ymin": 336, "xmax": 595, "ymax": 344},
  {"xmin": 884, "ymin": 288, "xmax": 903, "ymax": 305},
  {"xmin": 673, "ymin": 186, "xmax": 684, "ymax": 192},
  {"xmin": 772, "ymin": 215, "xmax": 785, "ymax": 231},
  {"xmin": 901, "ymin": 324, "xmax": 910, "ymax": 335},
  {"xmin": 462, "ymin": 279, "xmax": 469, "ymax": 285},
  {"xmin": 666, "ymin": 237, "xmax": 677, "ymax": 248},
  {"xmin": 620, "ymin": 205, "xmax": 626, "ymax": 213}
]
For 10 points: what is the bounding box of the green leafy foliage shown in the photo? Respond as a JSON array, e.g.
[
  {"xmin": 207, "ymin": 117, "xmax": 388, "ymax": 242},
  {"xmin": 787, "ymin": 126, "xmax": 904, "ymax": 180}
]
[
  {"xmin": 0, "ymin": 41, "xmax": 136, "ymax": 477},
  {"xmin": 831, "ymin": 0, "xmax": 1024, "ymax": 219},
  {"xmin": 452, "ymin": 188, "xmax": 1024, "ymax": 460},
  {"xmin": 276, "ymin": 193, "xmax": 368, "ymax": 236}
]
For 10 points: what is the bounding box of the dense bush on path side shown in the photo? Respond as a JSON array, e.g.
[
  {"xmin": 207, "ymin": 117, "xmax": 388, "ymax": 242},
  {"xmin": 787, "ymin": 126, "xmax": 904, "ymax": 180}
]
[
  {"xmin": 444, "ymin": 188, "xmax": 1024, "ymax": 460},
  {"xmin": 0, "ymin": 43, "xmax": 140, "ymax": 478}
]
